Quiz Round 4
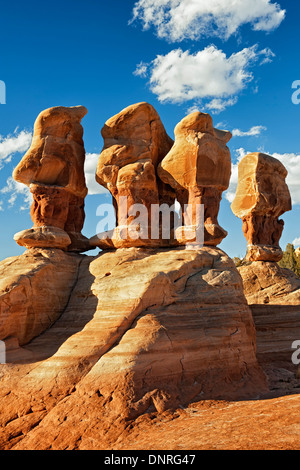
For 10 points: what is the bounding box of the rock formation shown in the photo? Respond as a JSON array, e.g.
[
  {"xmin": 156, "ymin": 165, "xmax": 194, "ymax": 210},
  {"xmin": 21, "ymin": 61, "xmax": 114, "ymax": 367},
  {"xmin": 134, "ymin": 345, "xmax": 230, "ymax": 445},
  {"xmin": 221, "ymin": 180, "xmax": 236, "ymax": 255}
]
[
  {"xmin": 13, "ymin": 106, "xmax": 90, "ymax": 252},
  {"xmin": 237, "ymin": 261, "xmax": 300, "ymax": 376},
  {"xmin": 231, "ymin": 153, "xmax": 292, "ymax": 262},
  {"xmin": 157, "ymin": 112, "xmax": 232, "ymax": 247},
  {"xmin": 93, "ymin": 102, "xmax": 175, "ymax": 248},
  {"xmin": 1, "ymin": 104, "xmax": 298, "ymax": 451},
  {"xmin": 0, "ymin": 246, "xmax": 267, "ymax": 449},
  {"xmin": 0, "ymin": 249, "xmax": 81, "ymax": 348}
]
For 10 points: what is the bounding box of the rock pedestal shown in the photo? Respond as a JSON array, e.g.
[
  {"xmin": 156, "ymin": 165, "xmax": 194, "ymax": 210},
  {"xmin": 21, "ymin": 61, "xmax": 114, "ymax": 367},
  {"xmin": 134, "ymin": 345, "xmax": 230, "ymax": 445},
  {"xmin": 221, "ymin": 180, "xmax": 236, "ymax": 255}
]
[
  {"xmin": 13, "ymin": 106, "xmax": 89, "ymax": 252},
  {"xmin": 231, "ymin": 153, "xmax": 292, "ymax": 261},
  {"xmin": 94, "ymin": 102, "xmax": 175, "ymax": 248},
  {"xmin": 158, "ymin": 112, "xmax": 232, "ymax": 246}
]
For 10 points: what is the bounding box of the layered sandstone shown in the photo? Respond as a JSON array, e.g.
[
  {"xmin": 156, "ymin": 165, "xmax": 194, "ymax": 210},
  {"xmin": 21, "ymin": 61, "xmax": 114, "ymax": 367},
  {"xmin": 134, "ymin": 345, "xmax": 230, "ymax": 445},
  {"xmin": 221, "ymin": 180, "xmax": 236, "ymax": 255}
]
[
  {"xmin": 0, "ymin": 249, "xmax": 81, "ymax": 347},
  {"xmin": 94, "ymin": 102, "xmax": 175, "ymax": 248},
  {"xmin": 231, "ymin": 153, "xmax": 292, "ymax": 261},
  {"xmin": 0, "ymin": 247, "xmax": 266, "ymax": 450},
  {"xmin": 238, "ymin": 261, "xmax": 300, "ymax": 370},
  {"xmin": 158, "ymin": 112, "xmax": 232, "ymax": 247},
  {"xmin": 13, "ymin": 106, "xmax": 89, "ymax": 252}
]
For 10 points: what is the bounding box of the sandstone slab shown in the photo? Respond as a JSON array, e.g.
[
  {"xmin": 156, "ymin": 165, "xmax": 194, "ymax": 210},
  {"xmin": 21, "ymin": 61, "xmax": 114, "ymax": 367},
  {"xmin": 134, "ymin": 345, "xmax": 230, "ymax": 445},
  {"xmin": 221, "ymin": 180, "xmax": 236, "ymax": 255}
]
[
  {"xmin": 238, "ymin": 262, "xmax": 300, "ymax": 370},
  {"xmin": 0, "ymin": 249, "xmax": 81, "ymax": 347},
  {"xmin": 0, "ymin": 247, "xmax": 266, "ymax": 449}
]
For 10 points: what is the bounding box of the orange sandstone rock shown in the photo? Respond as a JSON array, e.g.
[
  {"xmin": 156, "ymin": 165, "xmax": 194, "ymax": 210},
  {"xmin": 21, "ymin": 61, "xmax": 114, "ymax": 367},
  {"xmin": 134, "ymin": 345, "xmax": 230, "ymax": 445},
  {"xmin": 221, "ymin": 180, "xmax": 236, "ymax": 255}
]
[
  {"xmin": 231, "ymin": 153, "xmax": 292, "ymax": 261},
  {"xmin": 0, "ymin": 249, "xmax": 81, "ymax": 347},
  {"xmin": 13, "ymin": 106, "xmax": 89, "ymax": 252},
  {"xmin": 95, "ymin": 102, "xmax": 175, "ymax": 247},
  {"xmin": 0, "ymin": 247, "xmax": 267, "ymax": 449},
  {"xmin": 158, "ymin": 112, "xmax": 232, "ymax": 246}
]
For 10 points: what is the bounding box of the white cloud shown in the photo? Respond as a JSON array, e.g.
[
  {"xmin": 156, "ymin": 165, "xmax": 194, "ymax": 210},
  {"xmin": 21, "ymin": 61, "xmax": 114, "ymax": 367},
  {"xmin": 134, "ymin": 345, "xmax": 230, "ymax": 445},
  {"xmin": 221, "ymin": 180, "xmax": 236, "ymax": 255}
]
[
  {"xmin": 1, "ymin": 177, "xmax": 33, "ymax": 211},
  {"xmin": 206, "ymin": 97, "xmax": 238, "ymax": 113},
  {"xmin": 135, "ymin": 45, "xmax": 274, "ymax": 111},
  {"xmin": 133, "ymin": 62, "xmax": 149, "ymax": 78},
  {"xmin": 84, "ymin": 153, "xmax": 109, "ymax": 196},
  {"xmin": 0, "ymin": 129, "xmax": 32, "ymax": 169},
  {"xmin": 131, "ymin": 0, "xmax": 285, "ymax": 42},
  {"xmin": 293, "ymin": 238, "xmax": 300, "ymax": 247},
  {"xmin": 225, "ymin": 149, "xmax": 300, "ymax": 206},
  {"xmin": 232, "ymin": 125, "xmax": 267, "ymax": 137}
]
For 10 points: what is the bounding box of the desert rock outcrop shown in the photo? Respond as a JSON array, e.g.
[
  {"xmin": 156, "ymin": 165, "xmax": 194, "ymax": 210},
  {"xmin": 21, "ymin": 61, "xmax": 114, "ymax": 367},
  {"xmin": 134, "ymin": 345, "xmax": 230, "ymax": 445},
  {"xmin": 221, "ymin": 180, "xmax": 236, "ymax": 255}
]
[
  {"xmin": 0, "ymin": 249, "xmax": 81, "ymax": 347},
  {"xmin": 13, "ymin": 106, "xmax": 89, "ymax": 252},
  {"xmin": 237, "ymin": 261, "xmax": 300, "ymax": 370},
  {"xmin": 231, "ymin": 153, "xmax": 292, "ymax": 262},
  {"xmin": 0, "ymin": 247, "xmax": 267, "ymax": 449},
  {"xmin": 158, "ymin": 112, "xmax": 232, "ymax": 246}
]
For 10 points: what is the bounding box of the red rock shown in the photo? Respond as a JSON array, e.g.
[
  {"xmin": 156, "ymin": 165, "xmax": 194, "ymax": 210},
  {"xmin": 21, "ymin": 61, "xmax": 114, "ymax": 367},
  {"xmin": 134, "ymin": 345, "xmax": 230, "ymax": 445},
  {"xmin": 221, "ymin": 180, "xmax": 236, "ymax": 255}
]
[
  {"xmin": 0, "ymin": 249, "xmax": 81, "ymax": 347},
  {"xmin": 95, "ymin": 102, "xmax": 175, "ymax": 247},
  {"xmin": 158, "ymin": 112, "xmax": 232, "ymax": 246},
  {"xmin": 0, "ymin": 247, "xmax": 266, "ymax": 449},
  {"xmin": 231, "ymin": 153, "xmax": 292, "ymax": 261},
  {"xmin": 13, "ymin": 106, "xmax": 89, "ymax": 252},
  {"xmin": 237, "ymin": 261, "xmax": 300, "ymax": 370}
]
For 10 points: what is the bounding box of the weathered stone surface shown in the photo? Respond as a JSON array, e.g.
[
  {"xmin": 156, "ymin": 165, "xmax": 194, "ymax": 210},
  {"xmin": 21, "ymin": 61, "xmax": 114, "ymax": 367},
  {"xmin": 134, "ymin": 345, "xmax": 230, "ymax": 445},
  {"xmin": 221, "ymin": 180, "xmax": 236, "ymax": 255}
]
[
  {"xmin": 0, "ymin": 247, "xmax": 266, "ymax": 449},
  {"xmin": 0, "ymin": 249, "xmax": 81, "ymax": 347},
  {"xmin": 13, "ymin": 106, "xmax": 89, "ymax": 252},
  {"xmin": 238, "ymin": 261, "xmax": 300, "ymax": 370},
  {"xmin": 112, "ymin": 394, "xmax": 300, "ymax": 451},
  {"xmin": 95, "ymin": 102, "xmax": 175, "ymax": 247},
  {"xmin": 158, "ymin": 112, "xmax": 232, "ymax": 246},
  {"xmin": 231, "ymin": 153, "xmax": 292, "ymax": 261},
  {"xmin": 14, "ymin": 226, "xmax": 71, "ymax": 250}
]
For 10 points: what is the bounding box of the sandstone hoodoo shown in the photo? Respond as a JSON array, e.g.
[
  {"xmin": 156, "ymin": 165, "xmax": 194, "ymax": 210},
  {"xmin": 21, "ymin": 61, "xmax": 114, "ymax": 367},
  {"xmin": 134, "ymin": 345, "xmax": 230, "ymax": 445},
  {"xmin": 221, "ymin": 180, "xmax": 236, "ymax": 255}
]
[
  {"xmin": 157, "ymin": 112, "xmax": 232, "ymax": 247},
  {"xmin": 231, "ymin": 152, "xmax": 292, "ymax": 262},
  {"xmin": 13, "ymin": 106, "xmax": 90, "ymax": 252},
  {"xmin": 93, "ymin": 102, "xmax": 175, "ymax": 248}
]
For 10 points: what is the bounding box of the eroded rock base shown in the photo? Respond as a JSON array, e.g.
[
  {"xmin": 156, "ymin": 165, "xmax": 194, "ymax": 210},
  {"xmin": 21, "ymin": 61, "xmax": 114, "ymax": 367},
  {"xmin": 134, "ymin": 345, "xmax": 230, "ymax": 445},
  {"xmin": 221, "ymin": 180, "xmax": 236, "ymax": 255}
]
[{"xmin": 0, "ymin": 247, "xmax": 267, "ymax": 450}]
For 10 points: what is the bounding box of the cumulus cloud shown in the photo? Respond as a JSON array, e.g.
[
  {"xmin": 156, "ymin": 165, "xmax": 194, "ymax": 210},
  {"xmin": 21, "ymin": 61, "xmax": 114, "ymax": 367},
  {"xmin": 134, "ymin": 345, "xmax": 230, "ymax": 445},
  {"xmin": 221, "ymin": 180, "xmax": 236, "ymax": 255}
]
[
  {"xmin": 232, "ymin": 125, "xmax": 267, "ymax": 137},
  {"xmin": 1, "ymin": 177, "xmax": 33, "ymax": 211},
  {"xmin": 84, "ymin": 153, "xmax": 109, "ymax": 196},
  {"xmin": 131, "ymin": 0, "xmax": 285, "ymax": 42},
  {"xmin": 135, "ymin": 45, "xmax": 274, "ymax": 111},
  {"xmin": 225, "ymin": 149, "xmax": 300, "ymax": 206},
  {"xmin": 293, "ymin": 238, "xmax": 300, "ymax": 247},
  {"xmin": 0, "ymin": 129, "xmax": 32, "ymax": 169}
]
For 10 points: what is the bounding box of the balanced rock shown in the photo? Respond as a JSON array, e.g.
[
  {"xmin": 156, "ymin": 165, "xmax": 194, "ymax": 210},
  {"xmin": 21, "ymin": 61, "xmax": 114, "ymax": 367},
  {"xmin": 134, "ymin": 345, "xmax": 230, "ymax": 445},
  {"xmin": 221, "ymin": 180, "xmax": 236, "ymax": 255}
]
[
  {"xmin": 94, "ymin": 102, "xmax": 175, "ymax": 248},
  {"xmin": 13, "ymin": 106, "xmax": 89, "ymax": 252},
  {"xmin": 158, "ymin": 112, "xmax": 232, "ymax": 246},
  {"xmin": 231, "ymin": 153, "xmax": 292, "ymax": 262}
]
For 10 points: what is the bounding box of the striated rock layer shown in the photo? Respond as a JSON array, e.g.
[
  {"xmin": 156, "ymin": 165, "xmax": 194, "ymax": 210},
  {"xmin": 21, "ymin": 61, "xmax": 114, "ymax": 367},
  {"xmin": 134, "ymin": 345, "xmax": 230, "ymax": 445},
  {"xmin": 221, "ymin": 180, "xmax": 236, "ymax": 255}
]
[
  {"xmin": 0, "ymin": 249, "xmax": 81, "ymax": 347},
  {"xmin": 238, "ymin": 261, "xmax": 300, "ymax": 370},
  {"xmin": 0, "ymin": 247, "xmax": 266, "ymax": 450}
]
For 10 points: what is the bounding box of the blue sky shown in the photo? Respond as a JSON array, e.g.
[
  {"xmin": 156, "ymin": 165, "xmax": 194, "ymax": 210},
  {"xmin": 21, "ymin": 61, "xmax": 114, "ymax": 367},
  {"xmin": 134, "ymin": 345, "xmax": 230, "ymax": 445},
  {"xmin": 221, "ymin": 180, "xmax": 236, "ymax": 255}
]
[{"xmin": 0, "ymin": 0, "xmax": 300, "ymax": 260}]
